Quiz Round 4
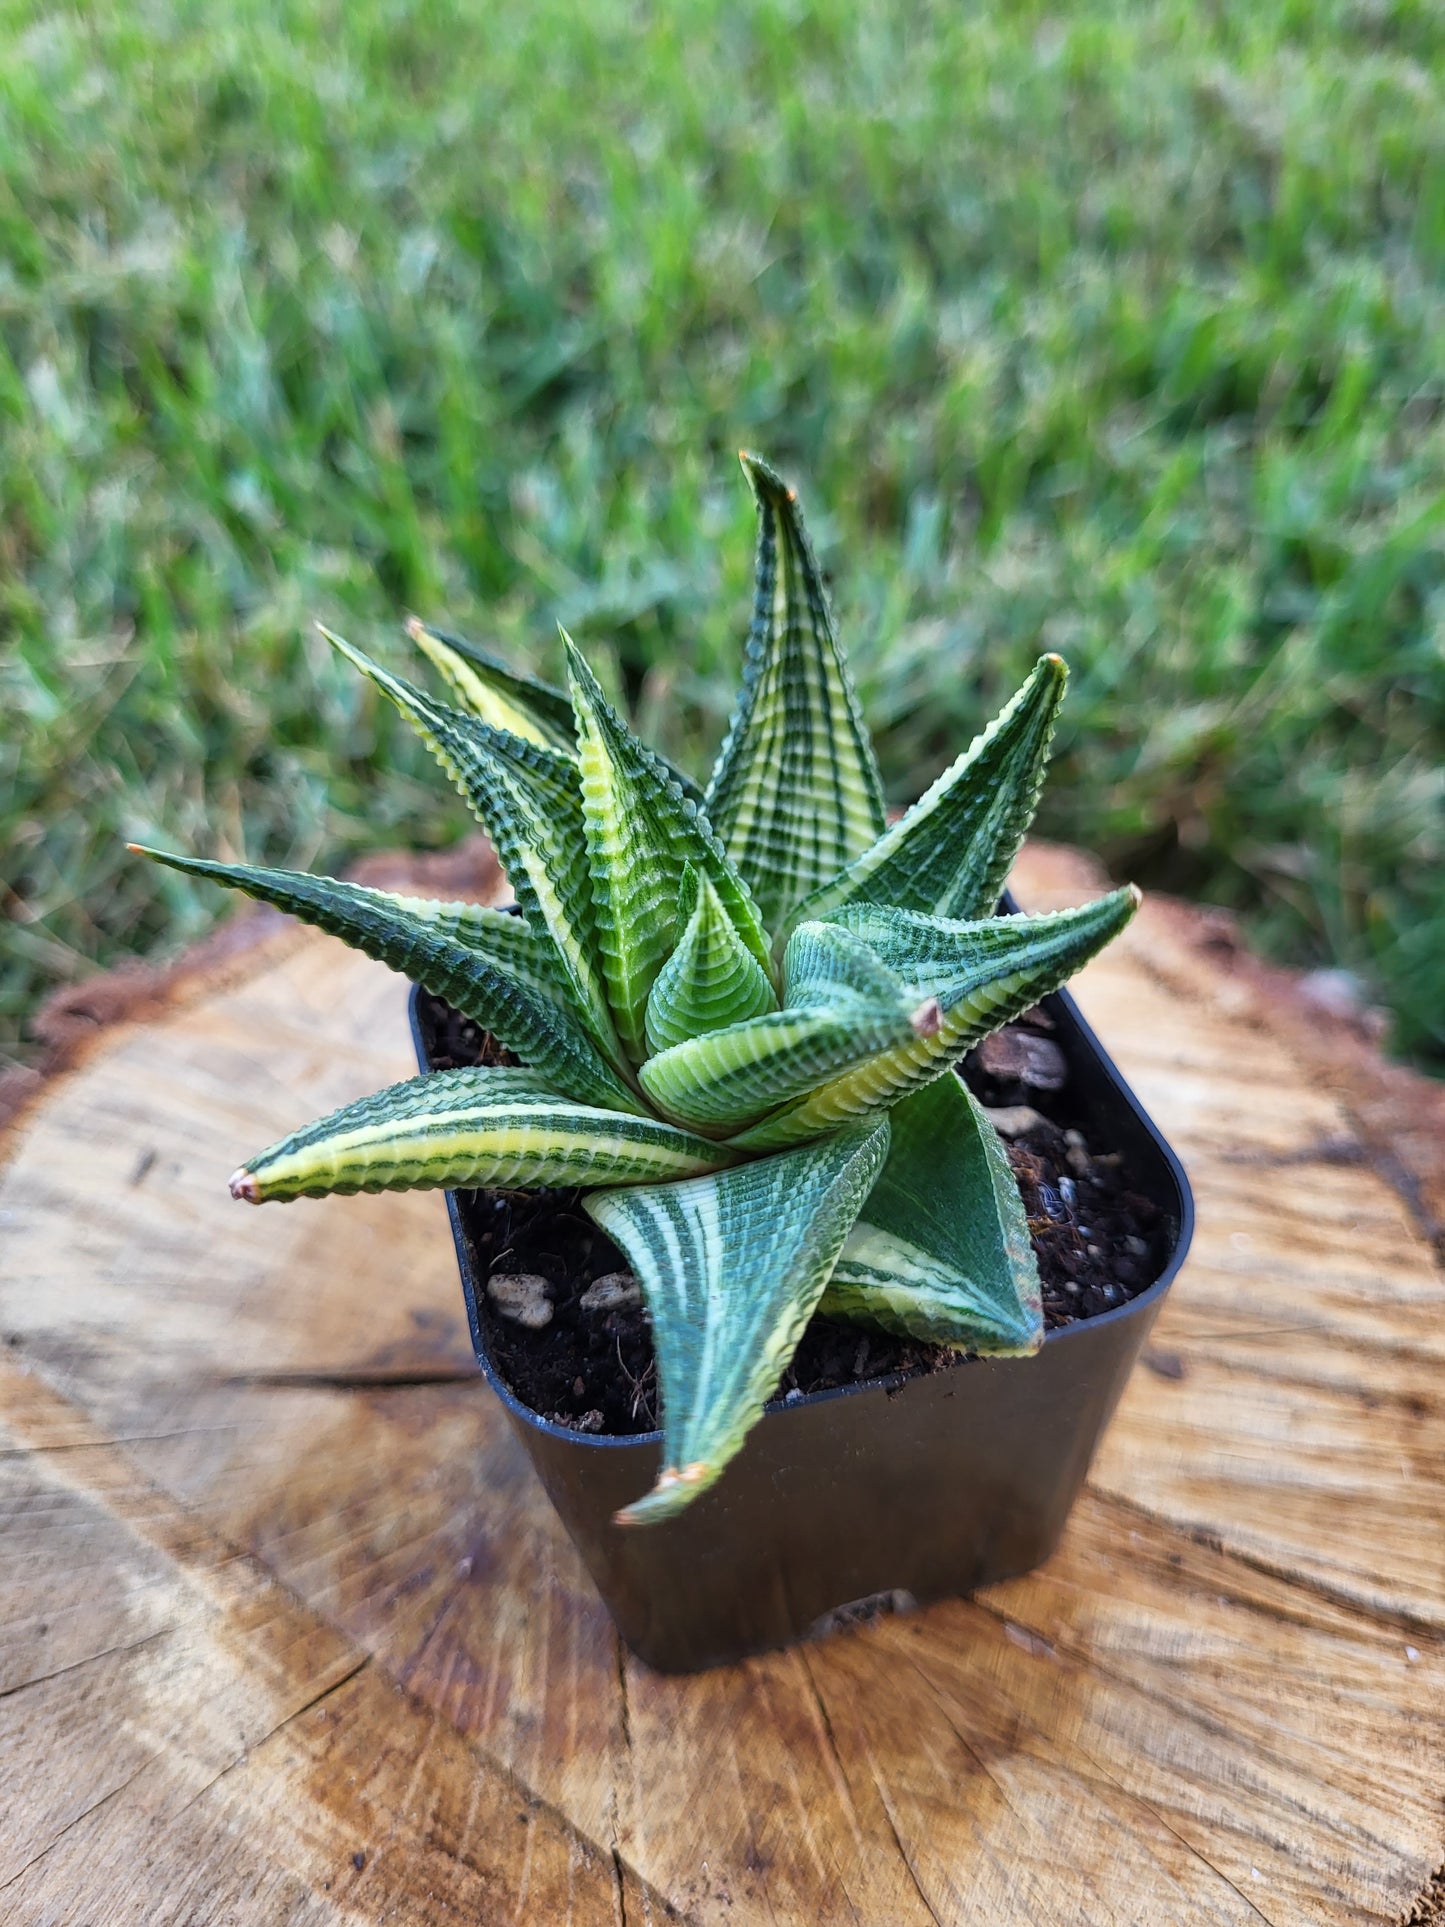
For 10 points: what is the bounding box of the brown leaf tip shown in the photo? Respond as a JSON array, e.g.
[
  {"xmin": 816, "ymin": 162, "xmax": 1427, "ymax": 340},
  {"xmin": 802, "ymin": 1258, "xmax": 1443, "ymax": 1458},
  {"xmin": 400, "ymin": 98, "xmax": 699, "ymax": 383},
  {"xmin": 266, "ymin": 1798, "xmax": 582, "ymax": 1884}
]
[
  {"xmin": 909, "ymin": 996, "xmax": 943, "ymax": 1038},
  {"xmin": 1127, "ymin": 883, "xmax": 1143, "ymax": 909},
  {"xmin": 405, "ymin": 614, "xmax": 426, "ymax": 641},
  {"xmin": 228, "ymin": 1168, "xmax": 261, "ymax": 1204}
]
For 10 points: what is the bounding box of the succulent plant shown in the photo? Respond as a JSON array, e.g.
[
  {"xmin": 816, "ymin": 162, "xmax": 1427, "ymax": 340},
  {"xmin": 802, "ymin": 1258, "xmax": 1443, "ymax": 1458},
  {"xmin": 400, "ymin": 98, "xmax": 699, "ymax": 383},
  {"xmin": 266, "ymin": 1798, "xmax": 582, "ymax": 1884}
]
[{"xmin": 135, "ymin": 456, "xmax": 1137, "ymax": 1523}]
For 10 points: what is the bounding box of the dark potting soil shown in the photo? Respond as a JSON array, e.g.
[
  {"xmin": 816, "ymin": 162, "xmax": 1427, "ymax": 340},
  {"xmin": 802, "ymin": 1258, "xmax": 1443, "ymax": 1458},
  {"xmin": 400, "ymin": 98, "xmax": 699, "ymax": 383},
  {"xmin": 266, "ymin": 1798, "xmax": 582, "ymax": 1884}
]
[{"xmin": 418, "ymin": 991, "xmax": 1168, "ymax": 1437}]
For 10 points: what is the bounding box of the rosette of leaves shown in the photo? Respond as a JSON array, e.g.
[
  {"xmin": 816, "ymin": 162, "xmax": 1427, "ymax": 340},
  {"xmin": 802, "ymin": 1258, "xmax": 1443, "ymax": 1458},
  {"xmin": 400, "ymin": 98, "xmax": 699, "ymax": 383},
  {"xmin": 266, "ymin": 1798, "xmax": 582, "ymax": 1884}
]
[{"xmin": 135, "ymin": 456, "xmax": 1138, "ymax": 1524}]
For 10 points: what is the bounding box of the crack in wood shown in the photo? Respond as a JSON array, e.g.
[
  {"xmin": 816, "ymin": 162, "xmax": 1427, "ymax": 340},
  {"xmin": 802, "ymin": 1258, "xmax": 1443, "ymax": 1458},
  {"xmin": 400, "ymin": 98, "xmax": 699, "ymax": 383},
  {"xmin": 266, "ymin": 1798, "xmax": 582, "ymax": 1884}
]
[
  {"xmin": 0, "ymin": 1426, "xmax": 241, "ymax": 1459},
  {"xmin": 791, "ymin": 1651, "xmax": 865, "ymax": 1926},
  {"xmin": 166, "ymin": 1654, "xmax": 374, "ymax": 1827},
  {"xmin": 917, "ymin": 1646, "xmax": 1283, "ymax": 1924},
  {"xmin": 1084, "ymin": 1484, "xmax": 1445, "ymax": 1640},
  {"xmin": 862, "ymin": 1749, "xmax": 946, "ymax": 1927},
  {"xmin": 960, "ymin": 1586, "xmax": 1423, "ymax": 1869},
  {"xmin": 221, "ymin": 1367, "xmax": 478, "ymax": 1391},
  {"xmin": 0, "ymin": 1765, "xmax": 149, "ymax": 1896},
  {"xmin": 0, "ymin": 1626, "xmax": 172, "ymax": 1705}
]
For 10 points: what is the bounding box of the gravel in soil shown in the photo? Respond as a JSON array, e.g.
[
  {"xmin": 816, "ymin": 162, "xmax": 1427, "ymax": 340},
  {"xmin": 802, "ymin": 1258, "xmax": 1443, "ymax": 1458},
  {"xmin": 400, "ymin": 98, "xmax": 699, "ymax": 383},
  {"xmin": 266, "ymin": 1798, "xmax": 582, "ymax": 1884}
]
[{"xmin": 417, "ymin": 991, "xmax": 1169, "ymax": 1437}]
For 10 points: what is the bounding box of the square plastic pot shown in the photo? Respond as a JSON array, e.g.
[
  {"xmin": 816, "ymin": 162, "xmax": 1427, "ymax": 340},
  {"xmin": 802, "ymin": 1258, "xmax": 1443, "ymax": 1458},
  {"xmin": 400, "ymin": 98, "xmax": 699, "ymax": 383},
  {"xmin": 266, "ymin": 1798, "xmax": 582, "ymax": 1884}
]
[{"xmin": 410, "ymin": 979, "xmax": 1192, "ymax": 1675}]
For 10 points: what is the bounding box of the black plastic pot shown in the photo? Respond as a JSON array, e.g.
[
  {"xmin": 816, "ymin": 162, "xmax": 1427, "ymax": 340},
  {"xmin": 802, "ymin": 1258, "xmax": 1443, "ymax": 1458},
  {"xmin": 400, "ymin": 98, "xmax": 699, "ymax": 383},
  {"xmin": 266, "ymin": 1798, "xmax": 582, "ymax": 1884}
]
[{"xmin": 410, "ymin": 978, "xmax": 1192, "ymax": 1674}]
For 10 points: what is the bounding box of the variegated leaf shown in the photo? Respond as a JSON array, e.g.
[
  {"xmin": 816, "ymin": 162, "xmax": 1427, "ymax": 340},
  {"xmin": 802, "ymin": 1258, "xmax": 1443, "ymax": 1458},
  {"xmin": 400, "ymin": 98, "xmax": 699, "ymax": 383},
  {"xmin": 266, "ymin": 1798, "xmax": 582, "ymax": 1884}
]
[
  {"xmin": 704, "ymin": 454, "xmax": 886, "ymax": 928},
  {"xmin": 407, "ymin": 618, "xmax": 579, "ymax": 753},
  {"xmin": 229, "ymin": 1067, "xmax": 733, "ymax": 1204},
  {"xmin": 322, "ymin": 627, "xmax": 622, "ymax": 1070},
  {"xmin": 638, "ymin": 996, "xmax": 927, "ymax": 1135},
  {"xmin": 728, "ymin": 889, "xmax": 1139, "ymax": 1148},
  {"xmin": 565, "ymin": 633, "xmax": 772, "ymax": 1063},
  {"xmin": 585, "ymin": 1120, "xmax": 889, "ymax": 1523},
  {"xmin": 129, "ymin": 848, "xmax": 642, "ymax": 1114},
  {"xmin": 644, "ymin": 864, "xmax": 778, "ymax": 1055},
  {"xmin": 409, "ymin": 617, "xmax": 708, "ymax": 804},
  {"xmin": 821, "ymin": 1073, "xmax": 1042, "ymax": 1352},
  {"xmin": 781, "ymin": 916, "xmax": 922, "ymax": 1010},
  {"xmin": 637, "ymin": 918, "xmax": 940, "ymax": 1133},
  {"xmin": 783, "ymin": 653, "xmax": 1067, "ymax": 938}
]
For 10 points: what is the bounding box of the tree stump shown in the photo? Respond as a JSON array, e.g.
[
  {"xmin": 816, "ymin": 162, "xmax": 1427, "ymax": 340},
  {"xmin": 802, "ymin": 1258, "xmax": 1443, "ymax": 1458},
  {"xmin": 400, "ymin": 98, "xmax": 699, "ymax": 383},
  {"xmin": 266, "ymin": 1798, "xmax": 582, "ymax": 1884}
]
[{"xmin": 2, "ymin": 842, "xmax": 1442, "ymax": 1925}]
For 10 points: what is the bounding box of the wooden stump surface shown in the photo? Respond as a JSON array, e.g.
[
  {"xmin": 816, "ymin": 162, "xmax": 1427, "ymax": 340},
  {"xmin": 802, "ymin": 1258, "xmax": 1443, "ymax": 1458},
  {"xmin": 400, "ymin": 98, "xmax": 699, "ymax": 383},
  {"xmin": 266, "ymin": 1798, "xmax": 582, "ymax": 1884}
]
[{"xmin": 2, "ymin": 841, "xmax": 1443, "ymax": 1926}]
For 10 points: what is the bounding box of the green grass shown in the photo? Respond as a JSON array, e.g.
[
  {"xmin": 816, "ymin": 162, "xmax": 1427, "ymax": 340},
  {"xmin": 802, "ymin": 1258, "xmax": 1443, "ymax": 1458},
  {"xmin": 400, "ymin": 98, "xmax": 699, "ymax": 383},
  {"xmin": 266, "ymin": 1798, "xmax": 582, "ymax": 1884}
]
[{"xmin": 3, "ymin": 0, "xmax": 1443, "ymax": 1071}]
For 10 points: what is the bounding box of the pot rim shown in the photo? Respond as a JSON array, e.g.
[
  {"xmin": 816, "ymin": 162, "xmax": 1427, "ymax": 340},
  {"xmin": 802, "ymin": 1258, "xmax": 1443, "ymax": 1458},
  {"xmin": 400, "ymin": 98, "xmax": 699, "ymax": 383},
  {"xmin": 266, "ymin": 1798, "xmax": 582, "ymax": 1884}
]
[{"xmin": 412, "ymin": 978, "xmax": 1195, "ymax": 1455}]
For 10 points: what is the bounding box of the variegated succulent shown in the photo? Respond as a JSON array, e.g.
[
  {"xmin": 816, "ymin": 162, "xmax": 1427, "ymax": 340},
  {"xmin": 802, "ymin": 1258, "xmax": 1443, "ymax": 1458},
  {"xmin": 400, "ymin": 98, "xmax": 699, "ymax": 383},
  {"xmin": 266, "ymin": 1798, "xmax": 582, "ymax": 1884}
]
[{"xmin": 135, "ymin": 456, "xmax": 1137, "ymax": 1523}]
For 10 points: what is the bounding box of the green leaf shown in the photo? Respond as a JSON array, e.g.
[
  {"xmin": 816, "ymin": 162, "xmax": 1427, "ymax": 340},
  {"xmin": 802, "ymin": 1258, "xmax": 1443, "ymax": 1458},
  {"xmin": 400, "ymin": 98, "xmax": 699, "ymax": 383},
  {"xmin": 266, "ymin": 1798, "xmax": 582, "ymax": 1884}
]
[
  {"xmin": 638, "ymin": 997, "xmax": 926, "ymax": 1135},
  {"xmin": 820, "ymin": 1074, "xmax": 1042, "ymax": 1352},
  {"xmin": 704, "ymin": 454, "xmax": 886, "ymax": 929},
  {"xmin": 780, "ymin": 916, "xmax": 920, "ymax": 1010},
  {"xmin": 407, "ymin": 617, "xmax": 578, "ymax": 754},
  {"xmin": 321, "ymin": 627, "xmax": 622, "ymax": 1071},
  {"xmin": 644, "ymin": 864, "xmax": 778, "ymax": 1054},
  {"xmin": 565, "ymin": 632, "xmax": 772, "ymax": 1063},
  {"xmin": 129, "ymin": 848, "xmax": 642, "ymax": 1114},
  {"xmin": 585, "ymin": 1120, "xmax": 890, "ymax": 1523},
  {"xmin": 784, "ymin": 653, "xmax": 1067, "ymax": 937},
  {"xmin": 641, "ymin": 919, "xmax": 937, "ymax": 1133},
  {"xmin": 230, "ymin": 1067, "xmax": 734, "ymax": 1203},
  {"xmin": 729, "ymin": 889, "xmax": 1139, "ymax": 1148},
  {"xmin": 409, "ymin": 617, "xmax": 707, "ymax": 804}
]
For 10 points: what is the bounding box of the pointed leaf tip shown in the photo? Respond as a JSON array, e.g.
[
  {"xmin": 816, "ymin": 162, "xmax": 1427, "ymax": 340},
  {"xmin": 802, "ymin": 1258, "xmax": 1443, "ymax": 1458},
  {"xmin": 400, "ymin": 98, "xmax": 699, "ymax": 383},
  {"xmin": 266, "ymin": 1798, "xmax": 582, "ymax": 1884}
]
[
  {"xmin": 229, "ymin": 1169, "xmax": 260, "ymax": 1204},
  {"xmin": 706, "ymin": 459, "xmax": 886, "ymax": 925},
  {"xmin": 783, "ymin": 651, "xmax": 1069, "ymax": 933},
  {"xmin": 589, "ymin": 1120, "xmax": 889, "ymax": 1523},
  {"xmin": 613, "ymin": 1462, "xmax": 710, "ymax": 1526}
]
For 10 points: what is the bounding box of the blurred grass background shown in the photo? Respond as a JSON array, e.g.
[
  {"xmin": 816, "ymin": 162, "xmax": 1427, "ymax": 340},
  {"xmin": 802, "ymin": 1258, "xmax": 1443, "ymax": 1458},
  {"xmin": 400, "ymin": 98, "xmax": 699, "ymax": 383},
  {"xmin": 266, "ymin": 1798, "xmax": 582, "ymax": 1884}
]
[{"xmin": 2, "ymin": 0, "xmax": 1443, "ymax": 1072}]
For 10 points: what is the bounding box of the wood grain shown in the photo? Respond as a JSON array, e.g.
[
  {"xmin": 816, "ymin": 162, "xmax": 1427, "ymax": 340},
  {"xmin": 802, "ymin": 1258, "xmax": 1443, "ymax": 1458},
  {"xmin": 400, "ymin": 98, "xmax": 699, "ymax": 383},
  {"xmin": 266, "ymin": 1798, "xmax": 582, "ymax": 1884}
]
[{"xmin": 1, "ymin": 842, "xmax": 1442, "ymax": 1924}]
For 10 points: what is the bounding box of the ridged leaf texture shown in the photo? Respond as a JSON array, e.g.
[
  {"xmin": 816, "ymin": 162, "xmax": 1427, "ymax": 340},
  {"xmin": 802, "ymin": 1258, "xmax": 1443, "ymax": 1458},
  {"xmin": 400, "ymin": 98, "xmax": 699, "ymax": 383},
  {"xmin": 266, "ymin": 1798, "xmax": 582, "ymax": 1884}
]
[
  {"xmin": 644, "ymin": 865, "xmax": 778, "ymax": 1054},
  {"xmin": 704, "ymin": 454, "xmax": 886, "ymax": 929},
  {"xmin": 130, "ymin": 850, "xmax": 643, "ymax": 1114},
  {"xmin": 729, "ymin": 890, "xmax": 1139, "ymax": 1148},
  {"xmin": 585, "ymin": 1120, "xmax": 889, "ymax": 1523},
  {"xmin": 566, "ymin": 634, "xmax": 771, "ymax": 1063},
  {"xmin": 407, "ymin": 618, "xmax": 579, "ymax": 753},
  {"xmin": 412, "ymin": 616, "xmax": 708, "ymax": 806},
  {"xmin": 784, "ymin": 652, "xmax": 1067, "ymax": 937},
  {"xmin": 138, "ymin": 457, "xmax": 1145, "ymax": 1524},
  {"xmin": 637, "ymin": 918, "xmax": 942, "ymax": 1132},
  {"xmin": 230, "ymin": 1067, "xmax": 733, "ymax": 1203},
  {"xmin": 322, "ymin": 627, "xmax": 623, "ymax": 1069},
  {"xmin": 821, "ymin": 1073, "xmax": 1042, "ymax": 1352}
]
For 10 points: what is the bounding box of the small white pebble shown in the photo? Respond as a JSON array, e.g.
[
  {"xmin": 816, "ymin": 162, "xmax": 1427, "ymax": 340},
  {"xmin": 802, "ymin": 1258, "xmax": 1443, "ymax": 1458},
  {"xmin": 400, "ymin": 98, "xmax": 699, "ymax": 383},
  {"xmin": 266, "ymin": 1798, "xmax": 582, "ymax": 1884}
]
[
  {"xmin": 1251, "ymin": 1868, "xmax": 1262, "ymax": 1881},
  {"xmin": 1063, "ymin": 1128, "xmax": 1086, "ymax": 1149},
  {"xmin": 579, "ymin": 1271, "xmax": 641, "ymax": 1312},
  {"xmin": 1406, "ymin": 1645, "xmax": 1421, "ymax": 1662},
  {"xmin": 784, "ymin": 1388, "xmax": 804, "ymax": 1404},
  {"xmin": 487, "ymin": 1272, "xmax": 553, "ymax": 1329},
  {"xmin": 983, "ymin": 1104, "xmax": 1047, "ymax": 1139},
  {"xmin": 1064, "ymin": 1279, "xmax": 1080, "ymax": 1295},
  {"xmin": 1124, "ymin": 1236, "xmax": 1148, "ymax": 1258}
]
